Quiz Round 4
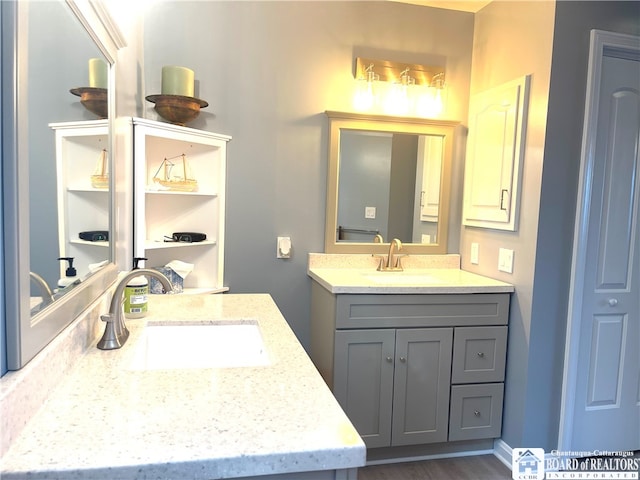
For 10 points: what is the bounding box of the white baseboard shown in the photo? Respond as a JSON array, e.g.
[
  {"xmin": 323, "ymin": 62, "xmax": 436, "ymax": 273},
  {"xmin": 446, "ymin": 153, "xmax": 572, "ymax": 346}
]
[
  {"xmin": 366, "ymin": 448, "xmax": 495, "ymax": 466},
  {"xmin": 493, "ymin": 438, "xmax": 513, "ymax": 469}
]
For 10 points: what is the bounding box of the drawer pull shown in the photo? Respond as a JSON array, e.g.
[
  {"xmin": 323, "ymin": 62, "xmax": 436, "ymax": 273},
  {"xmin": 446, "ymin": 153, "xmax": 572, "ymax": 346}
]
[
  {"xmin": 400, "ymin": 356, "xmax": 407, "ymax": 363},
  {"xmin": 474, "ymin": 410, "xmax": 481, "ymax": 417},
  {"xmin": 477, "ymin": 352, "xmax": 485, "ymax": 358},
  {"xmin": 386, "ymin": 356, "xmax": 393, "ymax": 363}
]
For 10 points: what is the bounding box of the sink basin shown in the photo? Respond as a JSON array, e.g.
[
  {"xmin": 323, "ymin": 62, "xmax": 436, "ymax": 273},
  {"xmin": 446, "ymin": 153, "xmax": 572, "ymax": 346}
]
[
  {"xmin": 362, "ymin": 272, "xmax": 443, "ymax": 285},
  {"xmin": 130, "ymin": 321, "xmax": 269, "ymax": 370}
]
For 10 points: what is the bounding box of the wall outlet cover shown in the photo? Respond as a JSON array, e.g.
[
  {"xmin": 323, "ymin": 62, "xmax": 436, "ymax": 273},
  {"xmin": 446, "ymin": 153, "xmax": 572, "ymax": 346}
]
[
  {"xmin": 365, "ymin": 206, "xmax": 376, "ymax": 219},
  {"xmin": 277, "ymin": 236, "xmax": 292, "ymax": 259},
  {"xmin": 498, "ymin": 247, "xmax": 514, "ymax": 273}
]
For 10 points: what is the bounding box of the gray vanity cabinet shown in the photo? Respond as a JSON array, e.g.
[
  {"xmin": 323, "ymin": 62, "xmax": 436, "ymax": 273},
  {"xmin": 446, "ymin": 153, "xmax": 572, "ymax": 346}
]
[
  {"xmin": 310, "ymin": 282, "xmax": 510, "ymax": 451},
  {"xmin": 333, "ymin": 328, "xmax": 453, "ymax": 448}
]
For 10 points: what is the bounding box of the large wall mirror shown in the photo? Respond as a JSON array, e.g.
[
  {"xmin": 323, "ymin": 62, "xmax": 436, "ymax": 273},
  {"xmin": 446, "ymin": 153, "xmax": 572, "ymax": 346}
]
[
  {"xmin": 2, "ymin": 0, "xmax": 125, "ymax": 370},
  {"xmin": 325, "ymin": 111, "xmax": 458, "ymax": 255}
]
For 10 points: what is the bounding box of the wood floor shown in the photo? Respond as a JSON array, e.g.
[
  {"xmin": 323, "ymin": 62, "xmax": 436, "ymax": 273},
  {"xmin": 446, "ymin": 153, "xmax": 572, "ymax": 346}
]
[{"xmin": 357, "ymin": 454, "xmax": 512, "ymax": 480}]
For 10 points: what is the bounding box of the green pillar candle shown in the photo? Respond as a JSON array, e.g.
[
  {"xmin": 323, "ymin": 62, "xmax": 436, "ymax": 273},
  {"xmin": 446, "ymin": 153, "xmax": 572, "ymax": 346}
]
[
  {"xmin": 161, "ymin": 66, "xmax": 195, "ymax": 97},
  {"xmin": 88, "ymin": 58, "xmax": 108, "ymax": 89}
]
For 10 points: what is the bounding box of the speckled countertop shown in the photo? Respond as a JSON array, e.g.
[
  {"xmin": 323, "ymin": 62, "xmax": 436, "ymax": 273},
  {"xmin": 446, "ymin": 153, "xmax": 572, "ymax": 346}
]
[
  {"xmin": 308, "ymin": 253, "xmax": 514, "ymax": 294},
  {"xmin": 0, "ymin": 294, "xmax": 366, "ymax": 479}
]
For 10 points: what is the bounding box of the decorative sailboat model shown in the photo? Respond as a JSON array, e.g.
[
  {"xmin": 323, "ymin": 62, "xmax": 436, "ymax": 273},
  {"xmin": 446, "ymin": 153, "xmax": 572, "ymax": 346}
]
[
  {"xmin": 90, "ymin": 149, "xmax": 109, "ymax": 189},
  {"xmin": 152, "ymin": 153, "xmax": 198, "ymax": 192}
]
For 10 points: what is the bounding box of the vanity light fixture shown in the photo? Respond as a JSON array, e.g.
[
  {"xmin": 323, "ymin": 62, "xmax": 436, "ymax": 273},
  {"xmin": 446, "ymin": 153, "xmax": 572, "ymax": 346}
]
[{"xmin": 352, "ymin": 57, "xmax": 447, "ymax": 118}]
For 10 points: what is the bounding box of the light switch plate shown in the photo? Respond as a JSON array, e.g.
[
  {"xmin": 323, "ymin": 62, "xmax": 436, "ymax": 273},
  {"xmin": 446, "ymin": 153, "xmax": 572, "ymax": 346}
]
[
  {"xmin": 498, "ymin": 248, "xmax": 514, "ymax": 273},
  {"xmin": 365, "ymin": 206, "xmax": 376, "ymax": 219},
  {"xmin": 471, "ymin": 243, "xmax": 479, "ymax": 265}
]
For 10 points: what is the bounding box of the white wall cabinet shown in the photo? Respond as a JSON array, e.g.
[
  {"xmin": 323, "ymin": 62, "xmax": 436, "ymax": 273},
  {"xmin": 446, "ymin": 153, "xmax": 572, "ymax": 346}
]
[
  {"xmin": 131, "ymin": 118, "xmax": 231, "ymax": 293},
  {"xmin": 51, "ymin": 120, "xmax": 110, "ymax": 280},
  {"xmin": 462, "ymin": 75, "xmax": 530, "ymax": 231}
]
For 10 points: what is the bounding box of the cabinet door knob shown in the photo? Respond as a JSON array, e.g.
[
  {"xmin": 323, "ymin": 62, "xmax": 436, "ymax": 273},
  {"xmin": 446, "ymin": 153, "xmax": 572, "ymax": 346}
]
[
  {"xmin": 608, "ymin": 298, "xmax": 618, "ymax": 307},
  {"xmin": 386, "ymin": 356, "xmax": 393, "ymax": 363},
  {"xmin": 474, "ymin": 410, "xmax": 481, "ymax": 417},
  {"xmin": 400, "ymin": 356, "xmax": 407, "ymax": 363},
  {"xmin": 477, "ymin": 352, "xmax": 485, "ymax": 358}
]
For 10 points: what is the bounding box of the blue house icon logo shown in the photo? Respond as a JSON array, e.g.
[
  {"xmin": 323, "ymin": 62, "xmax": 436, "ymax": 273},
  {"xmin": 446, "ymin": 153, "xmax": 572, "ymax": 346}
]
[{"xmin": 512, "ymin": 448, "xmax": 545, "ymax": 480}]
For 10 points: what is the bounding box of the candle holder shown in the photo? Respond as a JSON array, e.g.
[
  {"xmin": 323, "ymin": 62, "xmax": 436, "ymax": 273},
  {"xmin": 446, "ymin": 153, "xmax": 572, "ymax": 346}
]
[
  {"xmin": 70, "ymin": 87, "xmax": 108, "ymax": 119},
  {"xmin": 145, "ymin": 94, "xmax": 209, "ymax": 126}
]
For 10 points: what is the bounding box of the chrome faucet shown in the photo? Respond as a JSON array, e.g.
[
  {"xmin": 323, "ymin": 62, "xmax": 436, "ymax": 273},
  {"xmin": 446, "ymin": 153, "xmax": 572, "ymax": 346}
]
[
  {"xmin": 97, "ymin": 269, "xmax": 174, "ymax": 350},
  {"xmin": 376, "ymin": 238, "xmax": 405, "ymax": 271},
  {"xmin": 29, "ymin": 271, "xmax": 55, "ymax": 310}
]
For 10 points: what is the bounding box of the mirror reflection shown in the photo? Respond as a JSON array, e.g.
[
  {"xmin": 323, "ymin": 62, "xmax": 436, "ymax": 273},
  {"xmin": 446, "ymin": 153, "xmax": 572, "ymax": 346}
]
[
  {"xmin": 336, "ymin": 130, "xmax": 443, "ymax": 245},
  {"xmin": 26, "ymin": 1, "xmax": 111, "ymax": 315},
  {"xmin": 325, "ymin": 111, "xmax": 458, "ymax": 255}
]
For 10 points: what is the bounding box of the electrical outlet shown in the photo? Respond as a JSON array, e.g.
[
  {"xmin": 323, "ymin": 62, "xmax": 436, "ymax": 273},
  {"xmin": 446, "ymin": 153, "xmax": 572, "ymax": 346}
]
[
  {"xmin": 365, "ymin": 206, "xmax": 376, "ymax": 219},
  {"xmin": 471, "ymin": 243, "xmax": 479, "ymax": 265},
  {"xmin": 277, "ymin": 236, "xmax": 292, "ymax": 259},
  {"xmin": 498, "ymin": 248, "xmax": 514, "ymax": 273}
]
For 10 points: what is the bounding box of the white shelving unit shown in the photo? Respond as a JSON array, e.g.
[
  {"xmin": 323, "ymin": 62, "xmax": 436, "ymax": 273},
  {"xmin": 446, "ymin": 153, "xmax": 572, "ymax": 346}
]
[
  {"xmin": 132, "ymin": 118, "xmax": 231, "ymax": 293},
  {"xmin": 51, "ymin": 120, "xmax": 110, "ymax": 280}
]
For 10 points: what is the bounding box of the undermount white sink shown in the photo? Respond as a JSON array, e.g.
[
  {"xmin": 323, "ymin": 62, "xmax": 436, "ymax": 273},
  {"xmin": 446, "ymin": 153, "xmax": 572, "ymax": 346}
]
[
  {"xmin": 130, "ymin": 321, "xmax": 269, "ymax": 370},
  {"xmin": 362, "ymin": 272, "xmax": 443, "ymax": 285}
]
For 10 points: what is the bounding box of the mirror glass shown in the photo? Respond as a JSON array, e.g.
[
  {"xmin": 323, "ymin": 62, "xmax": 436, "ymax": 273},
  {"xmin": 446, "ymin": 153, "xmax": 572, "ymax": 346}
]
[
  {"xmin": 325, "ymin": 111, "xmax": 458, "ymax": 254},
  {"xmin": 26, "ymin": 0, "xmax": 111, "ymax": 315},
  {"xmin": 3, "ymin": 0, "xmax": 122, "ymax": 371}
]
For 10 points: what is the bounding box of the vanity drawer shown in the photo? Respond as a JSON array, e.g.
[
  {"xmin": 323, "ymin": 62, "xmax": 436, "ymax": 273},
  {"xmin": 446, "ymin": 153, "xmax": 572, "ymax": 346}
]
[
  {"xmin": 448, "ymin": 383, "xmax": 504, "ymax": 441},
  {"xmin": 451, "ymin": 326, "xmax": 507, "ymax": 384},
  {"xmin": 335, "ymin": 294, "xmax": 510, "ymax": 329}
]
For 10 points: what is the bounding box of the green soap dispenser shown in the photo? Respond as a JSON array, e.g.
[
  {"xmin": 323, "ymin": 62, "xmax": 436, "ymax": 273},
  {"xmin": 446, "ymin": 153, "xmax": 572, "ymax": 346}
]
[
  {"xmin": 124, "ymin": 257, "xmax": 149, "ymax": 318},
  {"xmin": 57, "ymin": 257, "xmax": 78, "ymax": 290}
]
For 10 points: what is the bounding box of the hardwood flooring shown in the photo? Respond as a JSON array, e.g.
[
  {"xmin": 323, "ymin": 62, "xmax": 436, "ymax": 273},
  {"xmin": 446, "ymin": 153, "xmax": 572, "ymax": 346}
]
[{"xmin": 357, "ymin": 454, "xmax": 512, "ymax": 480}]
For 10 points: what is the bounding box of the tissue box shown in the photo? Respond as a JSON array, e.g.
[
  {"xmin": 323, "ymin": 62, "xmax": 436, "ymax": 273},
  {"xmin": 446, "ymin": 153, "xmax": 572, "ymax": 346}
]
[{"xmin": 149, "ymin": 267, "xmax": 184, "ymax": 294}]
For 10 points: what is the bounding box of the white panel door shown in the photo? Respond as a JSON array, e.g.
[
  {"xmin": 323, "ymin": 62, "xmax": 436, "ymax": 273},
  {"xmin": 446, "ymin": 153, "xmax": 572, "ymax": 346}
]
[
  {"xmin": 570, "ymin": 40, "xmax": 640, "ymax": 451},
  {"xmin": 462, "ymin": 76, "xmax": 530, "ymax": 231}
]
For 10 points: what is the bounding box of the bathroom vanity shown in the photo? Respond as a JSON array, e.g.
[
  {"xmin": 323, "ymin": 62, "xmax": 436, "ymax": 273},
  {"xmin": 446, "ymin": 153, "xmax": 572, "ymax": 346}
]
[
  {"xmin": 0, "ymin": 293, "xmax": 365, "ymax": 479},
  {"xmin": 308, "ymin": 253, "xmax": 514, "ymax": 461}
]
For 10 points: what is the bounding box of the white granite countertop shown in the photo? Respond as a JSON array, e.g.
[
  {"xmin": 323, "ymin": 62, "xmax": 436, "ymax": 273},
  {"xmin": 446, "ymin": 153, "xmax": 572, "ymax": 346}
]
[
  {"xmin": 308, "ymin": 253, "xmax": 514, "ymax": 294},
  {"xmin": 0, "ymin": 294, "xmax": 366, "ymax": 479}
]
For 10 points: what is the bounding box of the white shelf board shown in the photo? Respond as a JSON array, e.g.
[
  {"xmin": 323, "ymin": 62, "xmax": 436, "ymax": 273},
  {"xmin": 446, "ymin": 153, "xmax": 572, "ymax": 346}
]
[{"xmin": 144, "ymin": 239, "xmax": 217, "ymax": 250}]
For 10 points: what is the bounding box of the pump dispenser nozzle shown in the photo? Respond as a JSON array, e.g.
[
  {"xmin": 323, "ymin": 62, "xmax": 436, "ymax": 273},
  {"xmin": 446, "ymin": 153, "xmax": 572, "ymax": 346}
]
[{"xmin": 57, "ymin": 257, "xmax": 78, "ymax": 290}]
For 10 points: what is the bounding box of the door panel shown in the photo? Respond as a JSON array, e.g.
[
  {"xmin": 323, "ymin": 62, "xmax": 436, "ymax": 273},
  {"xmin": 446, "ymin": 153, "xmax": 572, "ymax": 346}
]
[
  {"xmin": 391, "ymin": 328, "xmax": 452, "ymax": 445},
  {"xmin": 572, "ymin": 49, "xmax": 640, "ymax": 451},
  {"xmin": 334, "ymin": 329, "xmax": 395, "ymax": 448}
]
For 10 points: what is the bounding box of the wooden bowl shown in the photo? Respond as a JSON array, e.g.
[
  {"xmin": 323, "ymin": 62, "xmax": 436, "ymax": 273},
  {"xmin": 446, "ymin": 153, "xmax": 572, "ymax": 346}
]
[
  {"xmin": 146, "ymin": 94, "xmax": 209, "ymax": 126},
  {"xmin": 70, "ymin": 87, "xmax": 108, "ymax": 119}
]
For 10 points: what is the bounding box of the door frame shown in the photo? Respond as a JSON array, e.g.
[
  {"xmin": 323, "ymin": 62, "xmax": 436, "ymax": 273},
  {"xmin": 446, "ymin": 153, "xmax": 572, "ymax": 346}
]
[{"xmin": 558, "ymin": 29, "xmax": 640, "ymax": 451}]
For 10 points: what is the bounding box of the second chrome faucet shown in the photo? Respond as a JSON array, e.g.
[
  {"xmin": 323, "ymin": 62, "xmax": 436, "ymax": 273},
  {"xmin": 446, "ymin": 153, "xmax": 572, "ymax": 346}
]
[{"xmin": 97, "ymin": 269, "xmax": 174, "ymax": 350}]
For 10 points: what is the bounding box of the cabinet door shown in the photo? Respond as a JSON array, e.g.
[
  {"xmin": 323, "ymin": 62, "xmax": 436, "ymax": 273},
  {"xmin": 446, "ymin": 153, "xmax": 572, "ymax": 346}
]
[
  {"xmin": 392, "ymin": 328, "xmax": 453, "ymax": 446},
  {"xmin": 462, "ymin": 75, "xmax": 530, "ymax": 231},
  {"xmin": 334, "ymin": 329, "xmax": 395, "ymax": 448}
]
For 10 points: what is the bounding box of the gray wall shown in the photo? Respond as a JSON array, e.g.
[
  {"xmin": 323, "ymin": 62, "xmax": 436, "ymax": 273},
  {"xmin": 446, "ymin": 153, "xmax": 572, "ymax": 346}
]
[
  {"xmin": 461, "ymin": 0, "xmax": 640, "ymax": 451},
  {"xmin": 529, "ymin": 0, "xmax": 640, "ymax": 451},
  {"xmin": 142, "ymin": 1, "xmax": 474, "ymax": 347},
  {"xmin": 338, "ymin": 131, "xmax": 392, "ymax": 241}
]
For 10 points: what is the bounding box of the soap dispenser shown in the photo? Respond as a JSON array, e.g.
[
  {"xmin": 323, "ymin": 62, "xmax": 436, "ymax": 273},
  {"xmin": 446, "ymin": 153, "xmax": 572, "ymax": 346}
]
[
  {"xmin": 57, "ymin": 257, "xmax": 78, "ymax": 290},
  {"xmin": 124, "ymin": 257, "xmax": 149, "ymax": 319}
]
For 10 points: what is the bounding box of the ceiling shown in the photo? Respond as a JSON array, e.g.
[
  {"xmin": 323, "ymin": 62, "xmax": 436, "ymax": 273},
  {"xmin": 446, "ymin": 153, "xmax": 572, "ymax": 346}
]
[{"xmin": 390, "ymin": 0, "xmax": 493, "ymax": 13}]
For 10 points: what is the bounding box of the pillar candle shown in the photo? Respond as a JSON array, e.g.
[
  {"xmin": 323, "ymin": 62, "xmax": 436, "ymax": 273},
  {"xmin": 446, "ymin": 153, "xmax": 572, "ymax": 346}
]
[
  {"xmin": 88, "ymin": 58, "xmax": 108, "ymax": 89},
  {"xmin": 161, "ymin": 66, "xmax": 195, "ymax": 97}
]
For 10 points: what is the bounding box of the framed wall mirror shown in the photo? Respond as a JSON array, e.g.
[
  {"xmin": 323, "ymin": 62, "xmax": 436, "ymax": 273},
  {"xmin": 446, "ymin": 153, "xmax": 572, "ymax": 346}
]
[
  {"xmin": 2, "ymin": 0, "xmax": 125, "ymax": 370},
  {"xmin": 324, "ymin": 111, "xmax": 458, "ymax": 255}
]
